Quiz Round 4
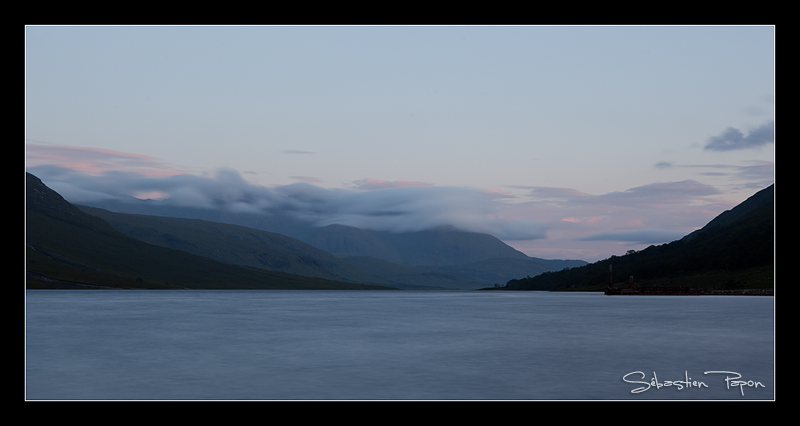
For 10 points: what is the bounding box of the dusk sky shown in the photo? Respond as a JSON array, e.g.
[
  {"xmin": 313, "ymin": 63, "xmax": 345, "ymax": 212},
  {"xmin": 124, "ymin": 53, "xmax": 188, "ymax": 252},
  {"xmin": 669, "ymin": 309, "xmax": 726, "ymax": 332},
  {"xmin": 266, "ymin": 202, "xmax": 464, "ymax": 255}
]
[{"xmin": 25, "ymin": 25, "xmax": 775, "ymax": 262}]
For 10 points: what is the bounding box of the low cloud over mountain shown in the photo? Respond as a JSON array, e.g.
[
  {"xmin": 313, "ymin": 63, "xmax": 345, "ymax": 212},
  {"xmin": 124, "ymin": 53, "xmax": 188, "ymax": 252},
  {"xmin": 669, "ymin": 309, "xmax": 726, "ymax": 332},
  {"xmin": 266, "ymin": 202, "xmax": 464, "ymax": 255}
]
[
  {"xmin": 27, "ymin": 165, "xmax": 548, "ymax": 242},
  {"xmin": 27, "ymin": 140, "xmax": 768, "ymax": 261}
]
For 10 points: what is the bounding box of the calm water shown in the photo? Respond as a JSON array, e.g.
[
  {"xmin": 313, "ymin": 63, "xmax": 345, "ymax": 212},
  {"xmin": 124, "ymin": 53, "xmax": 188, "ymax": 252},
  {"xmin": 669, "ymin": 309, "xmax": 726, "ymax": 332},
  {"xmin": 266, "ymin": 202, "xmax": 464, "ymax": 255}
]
[{"xmin": 25, "ymin": 290, "xmax": 774, "ymax": 400}]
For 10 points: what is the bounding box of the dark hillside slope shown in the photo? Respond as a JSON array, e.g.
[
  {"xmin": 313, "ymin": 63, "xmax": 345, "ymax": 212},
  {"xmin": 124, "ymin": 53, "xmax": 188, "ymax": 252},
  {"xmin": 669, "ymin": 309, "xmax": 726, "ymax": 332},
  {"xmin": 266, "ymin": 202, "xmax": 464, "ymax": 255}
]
[
  {"xmin": 305, "ymin": 224, "xmax": 529, "ymax": 267},
  {"xmin": 341, "ymin": 255, "xmax": 490, "ymax": 290},
  {"xmin": 78, "ymin": 205, "xmax": 390, "ymax": 286},
  {"xmin": 505, "ymin": 184, "xmax": 774, "ymax": 291},
  {"xmin": 82, "ymin": 198, "xmax": 533, "ymax": 268},
  {"xmin": 25, "ymin": 173, "xmax": 391, "ymax": 290}
]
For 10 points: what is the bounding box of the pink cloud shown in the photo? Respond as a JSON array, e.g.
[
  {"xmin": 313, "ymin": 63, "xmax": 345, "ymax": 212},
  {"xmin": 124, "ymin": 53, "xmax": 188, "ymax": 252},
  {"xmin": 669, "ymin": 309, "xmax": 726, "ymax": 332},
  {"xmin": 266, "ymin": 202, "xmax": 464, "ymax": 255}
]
[
  {"xmin": 129, "ymin": 190, "xmax": 171, "ymax": 200},
  {"xmin": 481, "ymin": 189, "xmax": 516, "ymax": 199},
  {"xmin": 25, "ymin": 140, "xmax": 184, "ymax": 178}
]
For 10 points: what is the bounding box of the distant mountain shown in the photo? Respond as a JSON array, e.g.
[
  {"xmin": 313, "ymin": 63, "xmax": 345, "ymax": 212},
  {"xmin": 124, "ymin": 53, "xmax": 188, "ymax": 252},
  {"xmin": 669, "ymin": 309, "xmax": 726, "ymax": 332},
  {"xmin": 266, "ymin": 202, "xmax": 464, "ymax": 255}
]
[
  {"xmin": 304, "ymin": 224, "xmax": 530, "ymax": 267},
  {"xmin": 341, "ymin": 256, "xmax": 477, "ymax": 290},
  {"xmin": 303, "ymin": 224, "xmax": 406, "ymax": 264},
  {"xmin": 503, "ymin": 184, "xmax": 774, "ymax": 291},
  {"xmin": 77, "ymin": 205, "xmax": 391, "ymax": 286},
  {"xmin": 78, "ymin": 190, "xmax": 587, "ymax": 290},
  {"xmin": 82, "ymin": 198, "xmax": 531, "ymax": 268},
  {"xmin": 73, "ymin": 207, "xmax": 571, "ymax": 290},
  {"xmin": 25, "ymin": 173, "xmax": 393, "ymax": 290}
]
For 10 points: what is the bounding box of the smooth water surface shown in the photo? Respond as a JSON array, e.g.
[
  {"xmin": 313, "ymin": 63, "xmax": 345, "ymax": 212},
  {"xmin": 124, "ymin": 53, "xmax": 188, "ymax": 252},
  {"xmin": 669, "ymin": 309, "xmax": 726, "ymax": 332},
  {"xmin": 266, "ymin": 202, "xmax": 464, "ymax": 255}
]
[{"xmin": 25, "ymin": 290, "xmax": 774, "ymax": 400}]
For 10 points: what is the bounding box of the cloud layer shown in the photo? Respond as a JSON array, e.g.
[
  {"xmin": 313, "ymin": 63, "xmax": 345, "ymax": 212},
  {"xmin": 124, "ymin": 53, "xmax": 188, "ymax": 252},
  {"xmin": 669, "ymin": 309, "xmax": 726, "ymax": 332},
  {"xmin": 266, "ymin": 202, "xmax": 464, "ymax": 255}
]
[
  {"xmin": 27, "ymin": 164, "xmax": 548, "ymax": 241},
  {"xmin": 503, "ymin": 179, "xmax": 735, "ymax": 259},
  {"xmin": 25, "ymin": 140, "xmax": 182, "ymax": 177},
  {"xmin": 705, "ymin": 121, "xmax": 774, "ymax": 151},
  {"xmin": 578, "ymin": 229, "xmax": 688, "ymax": 244},
  {"xmin": 27, "ymin": 141, "xmax": 768, "ymax": 261}
]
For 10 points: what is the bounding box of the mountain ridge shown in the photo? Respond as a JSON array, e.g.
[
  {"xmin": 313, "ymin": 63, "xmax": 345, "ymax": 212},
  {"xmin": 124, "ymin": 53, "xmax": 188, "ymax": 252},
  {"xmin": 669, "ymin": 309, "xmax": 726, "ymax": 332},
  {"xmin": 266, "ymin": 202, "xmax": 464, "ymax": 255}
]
[
  {"xmin": 76, "ymin": 206, "xmax": 585, "ymax": 290},
  {"xmin": 26, "ymin": 172, "xmax": 394, "ymax": 290},
  {"xmin": 502, "ymin": 184, "xmax": 774, "ymax": 291},
  {"xmin": 77, "ymin": 205, "xmax": 393, "ymax": 286},
  {"xmin": 77, "ymin": 194, "xmax": 587, "ymax": 289},
  {"xmin": 80, "ymin": 197, "xmax": 536, "ymax": 268}
]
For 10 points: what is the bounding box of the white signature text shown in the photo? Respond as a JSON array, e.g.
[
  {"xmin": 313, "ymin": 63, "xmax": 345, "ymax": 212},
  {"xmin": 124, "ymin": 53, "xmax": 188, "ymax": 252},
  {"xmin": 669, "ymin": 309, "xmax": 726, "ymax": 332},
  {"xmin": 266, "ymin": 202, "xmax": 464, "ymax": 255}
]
[{"xmin": 623, "ymin": 370, "xmax": 765, "ymax": 396}]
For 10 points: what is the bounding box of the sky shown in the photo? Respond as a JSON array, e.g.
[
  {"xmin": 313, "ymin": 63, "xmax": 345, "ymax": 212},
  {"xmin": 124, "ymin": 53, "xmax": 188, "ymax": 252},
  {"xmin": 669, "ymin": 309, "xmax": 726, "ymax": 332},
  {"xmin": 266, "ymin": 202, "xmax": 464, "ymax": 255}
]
[{"xmin": 25, "ymin": 25, "xmax": 775, "ymax": 262}]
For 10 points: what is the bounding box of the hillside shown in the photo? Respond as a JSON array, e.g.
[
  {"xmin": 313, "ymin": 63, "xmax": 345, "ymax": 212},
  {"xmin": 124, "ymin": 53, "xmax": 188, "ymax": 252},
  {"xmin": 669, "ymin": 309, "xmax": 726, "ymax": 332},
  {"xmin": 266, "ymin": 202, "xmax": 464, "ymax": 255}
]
[
  {"xmin": 304, "ymin": 224, "xmax": 530, "ymax": 267},
  {"xmin": 25, "ymin": 173, "xmax": 394, "ymax": 290},
  {"xmin": 82, "ymin": 199, "xmax": 531, "ymax": 267},
  {"xmin": 75, "ymin": 207, "xmax": 560, "ymax": 290},
  {"xmin": 341, "ymin": 256, "xmax": 477, "ymax": 290},
  {"xmin": 502, "ymin": 184, "xmax": 774, "ymax": 291},
  {"xmin": 78, "ymin": 206, "xmax": 391, "ymax": 286},
  {"xmin": 79, "ymin": 197, "xmax": 586, "ymax": 290}
]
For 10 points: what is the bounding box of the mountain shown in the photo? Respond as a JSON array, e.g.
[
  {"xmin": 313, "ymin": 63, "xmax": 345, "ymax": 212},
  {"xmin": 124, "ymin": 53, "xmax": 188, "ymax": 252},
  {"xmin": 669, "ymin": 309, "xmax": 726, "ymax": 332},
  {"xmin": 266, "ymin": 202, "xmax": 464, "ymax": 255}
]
[
  {"xmin": 25, "ymin": 173, "xmax": 393, "ymax": 290},
  {"xmin": 81, "ymin": 198, "xmax": 532, "ymax": 268},
  {"xmin": 503, "ymin": 184, "xmax": 774, "ymax": 291},
  {"xmin": 75, "ymin": 187, "xmax": 586, "ymax": 289},
  {"xmin": 73, "ymin": 207, "xmax": 561, "ymax": 290},
  {"xmin": 683, "ymin": 183, "xmax": 774, "ymax": 241},
  {"xmin": 77, "ymin": 205, "xmax": 392, "ymax": 286},
  {"xmin": 340, "ymin": 256, "xmax": 476, "ymax": 290},
  {"xmin": 78, "ymin": 197, "xmax": 587, "ymax": 289},
  {"xmin": 303, "ymin": 224, "xmax": 530, "ymax": 267}
]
